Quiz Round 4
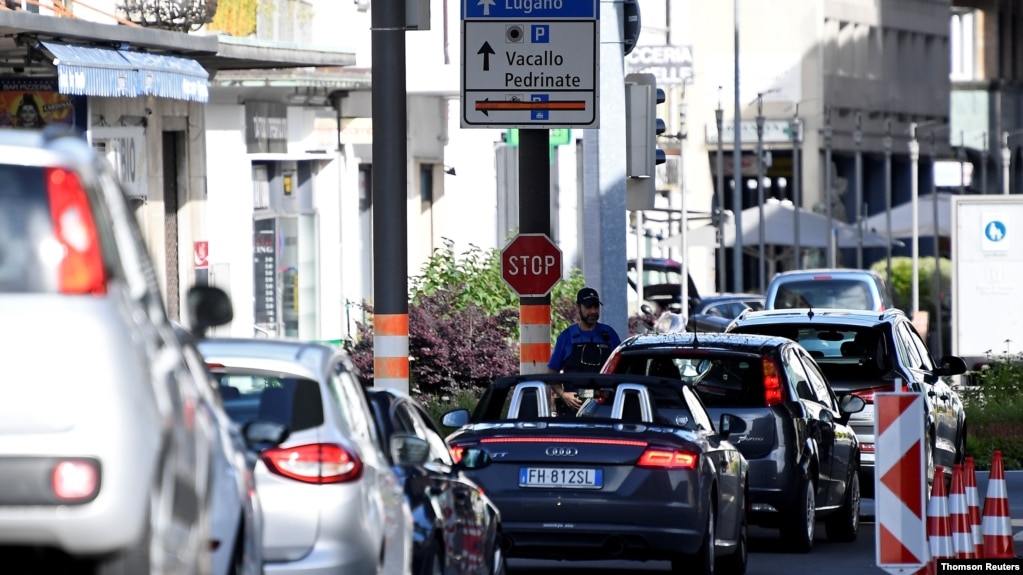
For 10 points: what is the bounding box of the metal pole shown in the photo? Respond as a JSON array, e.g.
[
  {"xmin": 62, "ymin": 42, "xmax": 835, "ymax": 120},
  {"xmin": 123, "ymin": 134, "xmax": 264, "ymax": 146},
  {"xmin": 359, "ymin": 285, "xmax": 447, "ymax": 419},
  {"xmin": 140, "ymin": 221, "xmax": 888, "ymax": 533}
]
[
  {"xmin": 756, "ymin": 95, "xmax": 765, "ymax": 294},
  {"xmin": 1002, "ymin": 132, "xmax": 1011, "ymax": 195},
  {"xmin": 932, "ymin": 131, "xmax": 943, "ymax": 357},
  {"xmin": 884, "ymin": 118, "xmax": 893, "ymax": 288},
  {"xmin": 732, "ymin": 0, "xmax": 743, "ymax": 293},
  {"xmin": 909, "ymin": 123, "xmax": 920, "ymax": 315},
  {"xmin": 958, "ymin": 132, "xmax": 966, "ymax": 198},
  {"xmin": 371, "ymin": 0, "xmax": 409, "ymax": 393},
  {"xmin": 854, "ymin": 112, "xmax": 864, "ymax": 268},
  {"xmin": 519, "ymin": 129, "xmax": 552, "ymax": 375},
  {"xmin": 824, "ymin": 108, "xmax": 835, "ymax": 267},
  {"xmin": 715, "ymin": 100, "xmax": 726, "ymax": 291},
  {"xmin": 679, "ymin": 99, "xmax": 689, "ymax": 317},
  {"xmin": 981, "ymin": 131, "xmax": 988, "ymax": 195},
  {"xmin": 791, "ymin": 112, "xmax": 802, "ymax": 270}
]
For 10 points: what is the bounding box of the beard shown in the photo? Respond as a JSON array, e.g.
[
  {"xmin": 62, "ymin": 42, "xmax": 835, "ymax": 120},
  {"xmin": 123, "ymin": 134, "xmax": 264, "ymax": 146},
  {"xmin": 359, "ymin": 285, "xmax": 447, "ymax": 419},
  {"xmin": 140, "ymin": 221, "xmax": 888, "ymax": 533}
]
[{"xmin": 580, "ymin": 311, "xmax": 600, "ymax": 327}]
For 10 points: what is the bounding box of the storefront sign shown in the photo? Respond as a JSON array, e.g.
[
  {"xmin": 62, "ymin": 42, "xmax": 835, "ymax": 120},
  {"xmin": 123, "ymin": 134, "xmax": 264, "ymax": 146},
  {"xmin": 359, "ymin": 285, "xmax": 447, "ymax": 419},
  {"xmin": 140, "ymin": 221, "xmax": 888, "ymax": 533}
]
[
  {"xmin": 91, "ymin": 126, "xmax": 148, "ymax": 199},
  {"xmin": 253, "ymin": 219, "xmax": 278, "ymax": 326},
  {"xmin": 246, "ymin": 101, "xmax": 287, "ymax": 153},
  {"xmin": 0, "ymin": 77, "xmax": 86, "ymax": 129}
]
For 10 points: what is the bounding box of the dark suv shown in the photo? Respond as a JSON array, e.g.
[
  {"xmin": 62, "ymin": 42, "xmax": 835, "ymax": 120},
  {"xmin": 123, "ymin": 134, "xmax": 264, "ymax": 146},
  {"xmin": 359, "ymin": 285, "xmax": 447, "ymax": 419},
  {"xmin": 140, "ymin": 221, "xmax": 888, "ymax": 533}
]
[
  {"xmin": 726, "ymin": 308, "xmax": 968, "ymax": 496},
  {"xmin": 604, "ymin": 332, "xmax": 865, "ymax": 552}
]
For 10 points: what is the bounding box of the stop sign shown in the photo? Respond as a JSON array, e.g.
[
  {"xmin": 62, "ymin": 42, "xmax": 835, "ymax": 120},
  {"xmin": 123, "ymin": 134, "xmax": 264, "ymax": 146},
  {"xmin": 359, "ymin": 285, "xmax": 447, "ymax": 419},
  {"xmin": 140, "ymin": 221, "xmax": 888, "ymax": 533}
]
[{"xmin": 501, "ymin": 233, "xmax": 562, "ymax": 297}]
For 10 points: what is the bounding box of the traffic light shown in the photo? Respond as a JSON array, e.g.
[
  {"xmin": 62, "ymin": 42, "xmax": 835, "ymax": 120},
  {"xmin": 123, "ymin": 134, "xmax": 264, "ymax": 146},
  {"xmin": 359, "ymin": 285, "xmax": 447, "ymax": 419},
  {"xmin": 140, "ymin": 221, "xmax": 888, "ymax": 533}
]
[{"xmin": 625, "ymin": 72, "xmax": 666, "ymax": 210}]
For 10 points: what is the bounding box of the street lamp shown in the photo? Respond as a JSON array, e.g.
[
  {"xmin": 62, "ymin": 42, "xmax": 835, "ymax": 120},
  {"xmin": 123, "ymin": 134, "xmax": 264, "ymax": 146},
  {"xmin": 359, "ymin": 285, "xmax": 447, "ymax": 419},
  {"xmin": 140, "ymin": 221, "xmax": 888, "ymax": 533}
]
[
  {"xmin": 909, "ymin": 123, "xmax": 921, "ymax": 315},
  {"xmin": 854, "ymin": 112, "xmax": 864, "ymax": 268},
  {"xmin": 790, "ymin": 108, "xmax": 802, "ymax": 270},
  {"xmin": 883, "ymin": 118, "xmax": 893, "ymax": 289},
  {"xmin": 756, "ymin": 94, "xmax": 766, "ymax": 294},
  {"xmin": 732, "ymin": 0, "xmax": 743, "ymax": 293},
  {"xmin": 823, "ymin": 108, "xmax": 835, "ymax": 267},
  {"xmin": 715, "ymin": 91, "xmax": 726, "ymax": 291}
]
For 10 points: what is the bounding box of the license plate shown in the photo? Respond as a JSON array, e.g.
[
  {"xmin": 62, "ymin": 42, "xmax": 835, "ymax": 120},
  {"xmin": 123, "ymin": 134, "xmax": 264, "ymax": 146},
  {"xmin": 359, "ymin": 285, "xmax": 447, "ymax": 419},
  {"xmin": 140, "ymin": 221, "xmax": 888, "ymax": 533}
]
[{"xmin": 518, "ymin": 467, "xmax": 603, "ymax": 489}]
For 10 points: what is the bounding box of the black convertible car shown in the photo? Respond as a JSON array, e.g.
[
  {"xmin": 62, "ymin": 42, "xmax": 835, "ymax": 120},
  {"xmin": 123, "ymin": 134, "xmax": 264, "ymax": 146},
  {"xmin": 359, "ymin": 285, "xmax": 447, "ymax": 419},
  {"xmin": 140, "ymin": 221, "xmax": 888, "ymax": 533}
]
[{"xmin": 442, "ymin": 373, "xmax": 750, "ymax": 575}]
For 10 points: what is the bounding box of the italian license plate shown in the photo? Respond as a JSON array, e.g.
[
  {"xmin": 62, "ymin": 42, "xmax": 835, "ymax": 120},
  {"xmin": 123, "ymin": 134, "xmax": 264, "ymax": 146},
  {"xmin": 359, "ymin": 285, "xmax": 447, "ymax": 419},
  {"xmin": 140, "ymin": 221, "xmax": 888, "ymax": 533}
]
[{"xmin": 519, "ymin": 467, "xmax": 603, "ymax": 489}]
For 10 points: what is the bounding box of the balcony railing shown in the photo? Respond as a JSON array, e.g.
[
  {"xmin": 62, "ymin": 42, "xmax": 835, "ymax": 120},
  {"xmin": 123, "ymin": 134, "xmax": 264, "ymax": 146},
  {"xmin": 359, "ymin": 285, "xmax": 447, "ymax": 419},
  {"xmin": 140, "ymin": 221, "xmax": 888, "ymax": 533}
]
[{"xmin": 1, "ymin": 0, "xmax": 217, "ymax": 32}]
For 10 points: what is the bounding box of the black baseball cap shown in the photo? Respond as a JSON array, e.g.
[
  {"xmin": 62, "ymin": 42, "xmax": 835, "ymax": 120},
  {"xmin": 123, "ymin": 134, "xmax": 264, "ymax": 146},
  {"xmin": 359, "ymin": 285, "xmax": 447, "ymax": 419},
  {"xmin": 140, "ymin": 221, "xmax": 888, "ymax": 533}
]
[{"xmin": 577, "ymin": 287, "xmax": 602, "ymax": 306}]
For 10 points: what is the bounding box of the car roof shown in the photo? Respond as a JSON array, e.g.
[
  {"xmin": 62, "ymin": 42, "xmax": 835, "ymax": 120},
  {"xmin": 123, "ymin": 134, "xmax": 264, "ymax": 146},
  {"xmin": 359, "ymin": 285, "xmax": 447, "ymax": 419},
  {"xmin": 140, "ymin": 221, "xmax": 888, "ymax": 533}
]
[
  {"xmin": 197, "ymin": 337, "xmax": 342, "ymax": 380},
  {"xmin": 732, "ymin": 308, "xmax": 904, "ymax": 327},
  {"xmin": 619, "ymin": 331, "xmax": 792, "ymax": 353},
  {"xmin": 770, "ymin": 268, "xmax": 883, "ymax": 280}
]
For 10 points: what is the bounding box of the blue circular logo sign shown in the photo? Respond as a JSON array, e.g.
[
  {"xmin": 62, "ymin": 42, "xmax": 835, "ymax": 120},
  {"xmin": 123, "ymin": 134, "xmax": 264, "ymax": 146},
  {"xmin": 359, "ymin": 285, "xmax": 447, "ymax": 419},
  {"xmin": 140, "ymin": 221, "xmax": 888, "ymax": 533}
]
[{"xmin": 985, "ymin": 220, "xmax": 1007, "ymax": 242}]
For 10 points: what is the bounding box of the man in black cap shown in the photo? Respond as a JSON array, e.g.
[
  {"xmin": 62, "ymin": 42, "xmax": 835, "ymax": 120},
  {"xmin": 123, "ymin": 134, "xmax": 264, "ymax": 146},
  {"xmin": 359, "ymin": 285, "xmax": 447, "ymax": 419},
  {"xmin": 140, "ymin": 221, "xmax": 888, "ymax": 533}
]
[{"xmin": 548, "ymin": 287, "xmax": 622, "ymax": 413}]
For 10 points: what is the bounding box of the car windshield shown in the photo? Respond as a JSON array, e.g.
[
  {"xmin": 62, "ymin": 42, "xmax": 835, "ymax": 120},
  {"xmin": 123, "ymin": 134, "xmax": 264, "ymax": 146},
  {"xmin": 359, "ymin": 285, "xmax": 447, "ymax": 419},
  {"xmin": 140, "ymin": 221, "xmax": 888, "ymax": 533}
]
[
  {"xmin": 212, "ymin": 371, "xmax": 325, "ymax": 433},
  {"xmin": 774, "ymin": 279, "xmax": 873, "ymax": 310}
]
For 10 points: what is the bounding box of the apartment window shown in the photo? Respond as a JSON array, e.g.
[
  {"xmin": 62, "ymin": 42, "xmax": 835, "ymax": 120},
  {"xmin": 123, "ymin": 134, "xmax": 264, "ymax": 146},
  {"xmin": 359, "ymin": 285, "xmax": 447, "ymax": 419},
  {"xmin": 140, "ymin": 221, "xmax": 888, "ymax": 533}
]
[
  {"xmin": 950, "ymin": 9, "xmax": 976, "ymax": 81},
  {"xmin": 420, "ymin": 163, "xmax": 434, "ymax": 204}
]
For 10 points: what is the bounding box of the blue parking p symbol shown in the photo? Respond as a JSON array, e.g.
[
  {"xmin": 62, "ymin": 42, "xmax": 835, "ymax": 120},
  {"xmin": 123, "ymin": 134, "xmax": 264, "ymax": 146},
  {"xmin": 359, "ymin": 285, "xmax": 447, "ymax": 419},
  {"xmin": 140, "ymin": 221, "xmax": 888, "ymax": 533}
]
[
  {"xmin": 532, "ymin": 25, "xmax": 549, "ymax": 43},
  {"xmin": 531, "ymin": 94, "xmax": 548, "ymax": 120}
]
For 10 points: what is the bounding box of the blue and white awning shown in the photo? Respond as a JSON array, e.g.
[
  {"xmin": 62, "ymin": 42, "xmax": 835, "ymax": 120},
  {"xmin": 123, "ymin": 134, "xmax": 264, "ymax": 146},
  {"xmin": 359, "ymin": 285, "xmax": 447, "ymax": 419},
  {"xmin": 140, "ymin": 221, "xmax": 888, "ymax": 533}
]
[{"xmin": 39, "ymin": 40, "xmax": 209, "ymax": 103}]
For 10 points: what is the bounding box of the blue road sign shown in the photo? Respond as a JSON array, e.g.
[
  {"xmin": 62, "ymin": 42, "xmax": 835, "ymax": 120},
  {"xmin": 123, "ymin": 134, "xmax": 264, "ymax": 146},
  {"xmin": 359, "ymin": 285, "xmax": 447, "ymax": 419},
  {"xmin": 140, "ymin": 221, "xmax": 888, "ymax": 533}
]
[{"xmin": 463, "ymin": 0, "xmax": 598, "ymax": 20}]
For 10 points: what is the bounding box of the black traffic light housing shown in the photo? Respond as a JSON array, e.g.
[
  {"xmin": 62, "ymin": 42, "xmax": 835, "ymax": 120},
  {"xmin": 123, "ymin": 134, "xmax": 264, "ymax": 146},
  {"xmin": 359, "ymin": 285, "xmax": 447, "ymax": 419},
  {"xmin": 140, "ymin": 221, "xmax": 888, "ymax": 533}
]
[{"xmin": 625, "ymin": 73, "xmax": 666, "ymax": 210}]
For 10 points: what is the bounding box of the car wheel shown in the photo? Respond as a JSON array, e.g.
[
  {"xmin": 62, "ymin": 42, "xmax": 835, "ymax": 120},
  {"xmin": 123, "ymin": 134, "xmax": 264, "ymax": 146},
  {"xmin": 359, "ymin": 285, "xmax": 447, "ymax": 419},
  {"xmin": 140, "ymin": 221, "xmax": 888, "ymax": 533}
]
[
  {"xmin": 673, "ymin": 504, "xmax": 715, "ymax": 575},
  {"xmin": 717, "ymin": 497, "xmax": 747, "ymax": 575},
  {"xmin": 780, "ymin": 478, "xmax": 815, "ymax": 553},
  {"xmin": 825, "ymin": 470, "xmax": 860, "ymax": 542}
]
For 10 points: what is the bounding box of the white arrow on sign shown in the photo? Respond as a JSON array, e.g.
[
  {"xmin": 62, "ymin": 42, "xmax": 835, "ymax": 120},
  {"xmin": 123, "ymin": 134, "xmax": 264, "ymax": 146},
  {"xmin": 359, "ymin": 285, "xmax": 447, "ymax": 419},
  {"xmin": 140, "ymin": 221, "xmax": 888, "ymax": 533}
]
[{"xmin": 478, "ymin": 0, "xmax": 495, "ymax": 16}]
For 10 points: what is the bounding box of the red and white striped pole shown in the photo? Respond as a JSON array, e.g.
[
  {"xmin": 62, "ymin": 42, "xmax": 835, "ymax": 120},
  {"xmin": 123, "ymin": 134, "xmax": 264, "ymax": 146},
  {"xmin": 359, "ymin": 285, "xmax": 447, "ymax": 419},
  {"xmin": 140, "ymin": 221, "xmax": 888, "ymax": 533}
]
[{"xmin": 520, "ymin": 304, "xmax": 551, "ymax": 375}]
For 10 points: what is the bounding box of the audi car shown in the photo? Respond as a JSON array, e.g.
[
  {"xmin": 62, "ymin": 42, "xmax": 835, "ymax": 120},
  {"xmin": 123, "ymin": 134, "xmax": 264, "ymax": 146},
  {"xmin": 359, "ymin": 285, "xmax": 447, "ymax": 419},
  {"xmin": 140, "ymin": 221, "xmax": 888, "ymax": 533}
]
[
  {"xmin": 441, "ymin": 373, "xmax": 749, "ymax": 575},
  {"xmin": 604, "ymin": 332, "xmax": 865, "ymax": 552}
]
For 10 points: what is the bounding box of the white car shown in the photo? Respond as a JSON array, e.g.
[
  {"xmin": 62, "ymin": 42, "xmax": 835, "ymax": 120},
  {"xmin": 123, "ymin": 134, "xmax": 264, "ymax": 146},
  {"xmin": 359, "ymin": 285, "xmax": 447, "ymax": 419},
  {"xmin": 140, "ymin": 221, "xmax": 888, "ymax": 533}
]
[
  {"xmin": 176, "ymin": 325, "xmax": 264, "ymax": 575},
  {"xmin": 199, "ymin": 338, "xmax": 410, "ymax": 575}
]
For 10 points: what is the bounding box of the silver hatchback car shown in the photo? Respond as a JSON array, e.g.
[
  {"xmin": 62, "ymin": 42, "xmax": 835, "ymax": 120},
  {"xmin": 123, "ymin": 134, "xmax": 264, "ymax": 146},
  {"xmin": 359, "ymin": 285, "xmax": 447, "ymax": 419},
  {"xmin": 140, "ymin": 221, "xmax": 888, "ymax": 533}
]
[
  {"xmin": 198, "ymin": 338, "xmax": 410, "ymax": 575},
  {"xmin": 0, "ymin": 129, "xmax": 232, "ymax": 572}
]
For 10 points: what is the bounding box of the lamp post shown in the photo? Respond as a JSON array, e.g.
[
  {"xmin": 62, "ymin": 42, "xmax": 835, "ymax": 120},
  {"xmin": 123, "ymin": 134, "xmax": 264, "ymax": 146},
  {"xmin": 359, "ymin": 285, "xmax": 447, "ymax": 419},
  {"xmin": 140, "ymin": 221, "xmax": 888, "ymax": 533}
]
[
  {"xmin": 756, "ymin": 94, "xmax": 766, "ymax": 294},
  {"xmin": 715, "ymin": 96, "xmax": 726, "ymax": 291},
  {"xmin": 931, "ymin": 131, "xmax": 943, "ymax": 357},
  {"xmin": 823, "ymin": 108, "xmax": 835, "ymax": 267},
  {"xmin": 884, "ymin": 118, "xmax": 893, "ymax": 289},
  {"xmin": 790, "ymin": 110, "xmax": 802, "ymax": 270},
  {"xmin": 909, "ymin": 123, "xmax": 920, "ymax": 315},
  {"xmin": 854, "ymin": 112, "xmax": 864, "ymax": 268},
  {"xmin": 1003, "ymin": 131, "xmax": 1012, "ymax": 195},
  {"xmin": 732, "ymin": 0, "xmax": 743, "ymax": 293},
  {"xmin": 981, "ymin": 131, "xmax": 988, "ymax": 195}
]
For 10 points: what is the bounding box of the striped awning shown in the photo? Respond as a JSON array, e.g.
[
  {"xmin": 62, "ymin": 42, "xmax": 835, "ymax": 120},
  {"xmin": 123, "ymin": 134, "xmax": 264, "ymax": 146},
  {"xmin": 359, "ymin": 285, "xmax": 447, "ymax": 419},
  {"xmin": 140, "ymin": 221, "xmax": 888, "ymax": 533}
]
[{"xmin": 39, "ymin": 40, "xmax": 209, "ymax": 103}]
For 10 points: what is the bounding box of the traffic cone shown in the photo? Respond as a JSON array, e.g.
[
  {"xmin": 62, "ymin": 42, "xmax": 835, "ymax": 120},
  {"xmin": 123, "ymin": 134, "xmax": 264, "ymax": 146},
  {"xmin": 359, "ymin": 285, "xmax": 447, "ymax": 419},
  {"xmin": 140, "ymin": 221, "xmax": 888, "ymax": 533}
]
[
  {"xmin": 982, "ymin": 450, "xmax": 1015, "ymax": 558},
  {"xmin": 964, "ymin": 456, "xmax": 984, "ymax": 557},
  {"xmin": 926, "ymin": 465, "xmax": 954, "ymax": 572},
  {"xmin": 950, "ymin": 464, "xmax": 977, "ymax": 558}
]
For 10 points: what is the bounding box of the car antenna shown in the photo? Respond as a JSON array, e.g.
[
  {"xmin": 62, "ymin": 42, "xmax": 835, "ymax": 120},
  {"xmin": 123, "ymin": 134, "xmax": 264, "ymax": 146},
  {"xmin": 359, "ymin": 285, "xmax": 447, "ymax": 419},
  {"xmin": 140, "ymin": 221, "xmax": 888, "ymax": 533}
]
[
  {"xmin": 691, "ymin": 325, "xmax": 700, "ymax": 347},
  {"xmin": 806, "ymin": 305, "xmax": 815, "ymax": 320}
]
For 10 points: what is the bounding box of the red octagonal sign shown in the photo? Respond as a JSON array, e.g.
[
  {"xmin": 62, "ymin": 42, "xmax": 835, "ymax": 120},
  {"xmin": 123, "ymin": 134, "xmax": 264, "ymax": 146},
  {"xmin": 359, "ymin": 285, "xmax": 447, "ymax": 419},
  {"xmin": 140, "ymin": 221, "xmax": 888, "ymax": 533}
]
[{"xmin": 501, "ymin": 233, "xmax": 563, "ymax": 298}]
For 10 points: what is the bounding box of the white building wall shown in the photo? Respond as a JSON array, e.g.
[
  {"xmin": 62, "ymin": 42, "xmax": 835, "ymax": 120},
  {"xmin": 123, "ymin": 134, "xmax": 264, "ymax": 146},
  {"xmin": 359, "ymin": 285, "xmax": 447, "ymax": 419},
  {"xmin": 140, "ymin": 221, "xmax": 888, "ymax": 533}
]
[{"xmin": 204, "ymin": 104, "xmax": 254, "ymax": 337}]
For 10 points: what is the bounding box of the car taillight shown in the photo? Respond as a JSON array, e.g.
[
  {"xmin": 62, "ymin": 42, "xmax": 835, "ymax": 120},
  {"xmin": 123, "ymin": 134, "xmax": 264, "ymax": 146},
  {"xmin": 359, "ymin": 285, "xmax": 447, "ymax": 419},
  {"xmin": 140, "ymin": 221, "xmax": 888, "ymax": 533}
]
[
  {"xmin": 637, "ymin": 448, "xmax": 698, "ymax": 469},
  {"xmin": 860, "ymin": 443, "xmax": 875, "ymax": 452},
  {"xmin": 602, "ymin": 353, "xmax": 620, "ymax": 374},
  {"xmin": 45, "ymin": 167, "xmax": 106, "ymax": 295},
  {"xmin": 260, "ymin": 443, "xmax": 362, "ymax": 484},
  {"xmin": 450, "ymin": 445, "xmax": 466, "ymax": 464},
  {"xmin": 762, "ymin": 356, "xmax": 784, "ymax": 406},
  {"xmin": 52, "ymin": 459, "xmax": 100, "ymax": 501},
  {"xmin": 851, "ymin": 383, "xmax": 909, "ymax": 404}
]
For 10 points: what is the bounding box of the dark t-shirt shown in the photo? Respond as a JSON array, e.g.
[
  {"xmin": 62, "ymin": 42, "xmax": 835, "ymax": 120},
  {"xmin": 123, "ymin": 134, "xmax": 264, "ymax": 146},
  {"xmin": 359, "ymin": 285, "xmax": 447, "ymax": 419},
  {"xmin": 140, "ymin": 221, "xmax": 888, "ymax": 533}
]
[{"xmin": 548, "ymin": 322, "xmax": 622, "ymax": 374}]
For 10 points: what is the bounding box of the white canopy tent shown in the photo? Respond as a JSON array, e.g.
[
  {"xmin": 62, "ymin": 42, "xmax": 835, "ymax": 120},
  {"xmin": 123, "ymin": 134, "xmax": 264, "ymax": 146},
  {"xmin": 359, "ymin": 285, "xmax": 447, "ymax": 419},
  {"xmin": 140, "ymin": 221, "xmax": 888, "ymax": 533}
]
[
  {"xmin": 863, "ymin": 192, "xmax": 953, "ymax": 238},
  {"xmin": 660, "ymin": 198, "xmax": 900, "ymax": 276}
]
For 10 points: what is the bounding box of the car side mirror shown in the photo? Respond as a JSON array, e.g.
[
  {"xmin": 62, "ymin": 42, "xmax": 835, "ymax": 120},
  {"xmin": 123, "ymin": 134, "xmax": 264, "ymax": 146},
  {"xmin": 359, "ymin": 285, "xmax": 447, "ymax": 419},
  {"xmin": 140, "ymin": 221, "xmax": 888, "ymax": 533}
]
[
  {"xmin": 456, "ymin": 447, "xmax": 493, "ymax": 470},
  {"xmin": 186, "ymin": 285, "xmax": 234, "ymax": 338},
  {"xmin": 839, "ymin": 394, "xmax": 866, "ymax": 415},
  {"xmin": 718, "ymin": 413, "xmax": 746, "ymax": 439},
  {"xmin": 441, "ymin": 409, "xmax": 471, "ymax": 428},
  {"xmin": 391, "ymin": 434, "xmax": 430, "ymax": 466},
  {"xmin": 243, "ymin": 420, "xmax": 289, "ymax": 450},
  {"xmin": 934, "ymin": 355, "xmax": 968, "ymax": 377}
]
